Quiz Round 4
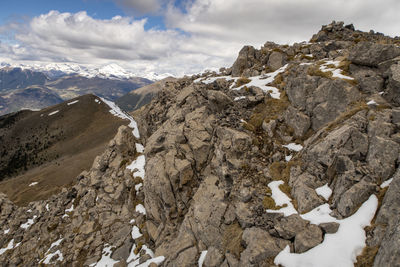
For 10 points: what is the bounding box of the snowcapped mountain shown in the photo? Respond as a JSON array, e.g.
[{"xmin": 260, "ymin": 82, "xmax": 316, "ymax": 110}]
[{"xmin": 0, "ymin": 62, "xmax": 173, "ymax": 81}]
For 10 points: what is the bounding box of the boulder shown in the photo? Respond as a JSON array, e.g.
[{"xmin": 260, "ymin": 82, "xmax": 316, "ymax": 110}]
[
  {"xmin": 267, "ymin": 51, "xmax": 286, "ymax": 71},
  {"xmin": 294, "ymin": 224, "xmax": 323, "ymax": 253},
  {"xmin": 274, "ymin": 214, "xmax": 309, "ymax": 240},
  {"xmin": 284, "ymin": 106, "xmax": 311, "ymax": 137},
  {"xmin": 349, "ymin": 42, "xmax": 400, "ymax": 67},
  {"xmin": 203, "ymin": 247, "xmax": 224, "ymax": 267},
  {"xmin": 337, "ymin": 179, "xmax": 377, "ymax": 217},
  {"xmin": 231, "ymin": 46, "xmax": 259, "ymax": 77},
  {"xmin": 240, "ymin": 227, "xmax": 289, "ymax": 266}
]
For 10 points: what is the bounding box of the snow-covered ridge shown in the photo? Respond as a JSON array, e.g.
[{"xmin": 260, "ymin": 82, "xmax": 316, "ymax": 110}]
[{"xmin": 0, "ymin": 62, "xmax": 173, "ymax": 81}]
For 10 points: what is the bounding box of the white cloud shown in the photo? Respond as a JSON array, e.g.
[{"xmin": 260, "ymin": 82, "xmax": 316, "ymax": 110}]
[{"xmin": 1, "ymin": 0, "xmax": 400, "ymax": 77}]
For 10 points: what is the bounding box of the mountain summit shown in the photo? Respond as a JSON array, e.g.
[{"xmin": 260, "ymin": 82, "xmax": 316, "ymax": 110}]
[{"xmin": 0, "ymin": 21, "xmax": 400, "ymax": 266}]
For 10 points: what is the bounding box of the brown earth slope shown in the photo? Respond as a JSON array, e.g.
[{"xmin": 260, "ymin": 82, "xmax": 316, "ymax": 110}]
[{"xmin": 0, "ymin": 94, "xmax": 128, "ymax": 205}]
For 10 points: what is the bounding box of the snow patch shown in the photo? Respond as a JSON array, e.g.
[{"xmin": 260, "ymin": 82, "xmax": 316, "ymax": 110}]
[
  {"xmin": 274, "ymin": 195, "xmax": 378, "ymax": 267},
  {"xmin": 127, "ymin": 155, "xmax": 146, "ymax": 179},
  {"xmin": 234, "ymin": 96, "xmax": 246, "ymax": 101},
  {"xmin": 266, "ymin": 181, "xmax": 297, "ymax": 217},
  {"xmin": 283, "ymin": 143, "xmax": 303, "ymax": 152},
  {"xmin": 100, "ymin": 97, "xmax": 140, "ymax": 138},
  {"xmin": 135, "ymin": 204, "xmax": 146, "ymax": 215},
  {"xmin": 135, "ymin": 183, "xmax": 143, "ymax": 192},
  {"xmin": 198, "ymin": 250, "xmax": 208, "ymax": 267},
  {"xmin": 233, "ymin": 64, "xmax": 288, "ymax": 99},
  {"xmin": 315, "ymin": 184, "xmax": 332, "ymax": 201},
  {"xmin": 67, "ymin": 100, "xmax": 79, "ymax": 105},
  {"xmin": 48, "ymin": 110, "xmax": 59, "ymax": 116},
  {"xmin": 91, "ymin": 244, "xmax": 118, "ymax": 267},
  {"xmin": 135, "ymin": 143, "xmax": 144, "ymax": 153},
  {"xmin": 20, "ymin": 215, "xmax": 37, "ymax": 229},
  {"xmin": 285, "ymin": 155, "xmax": 292, "ymax": 162},
  {"xmin": 367, "ymin": 100, "xmax": 378, "ymax": 106},
  {"xmin": 40, "ymin": 238, "xmax": 64, "ymax": 264},
  {"xmin": 4, "ymin": 229, "xmax": 10, "ymax": 234},
  {"xmin": 131, "ymin": 226, "xmax": 143, "ymax": 239},
  {"xmin": 0, "ymin": 239, "xmax": 15, "ymax": 255},
  {"xmin": 319, "ymin": 60, "xmax": 354, "ymax": 80},
  {"xmin": 380, "ymin": 178, "xmax": 393, "ymax": 188},
  {"xmin": 195, "ymin": 76, "xmax": 235, "ymax": 84},
  {"xmin": 65, "ymin": 204, "xmax": 74, "ymax": 213}
]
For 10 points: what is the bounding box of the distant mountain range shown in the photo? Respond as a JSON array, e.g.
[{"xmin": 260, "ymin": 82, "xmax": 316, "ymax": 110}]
[
  {"xmin": 0, "ymin": 62, "xmax": 174, "ymax": 81},
  {"xmin": 0, "ymin": 64, "xmax": 155, "ymax": 115}
]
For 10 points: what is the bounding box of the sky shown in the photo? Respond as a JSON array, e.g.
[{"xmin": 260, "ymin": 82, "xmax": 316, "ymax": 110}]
[{"xmin": 0, "ymin": 0, "xmax": 399, "ymax": 76}]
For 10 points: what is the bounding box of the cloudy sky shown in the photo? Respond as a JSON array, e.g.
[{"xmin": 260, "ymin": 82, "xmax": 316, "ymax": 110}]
[{"xmin": 0, "ymin": 0, "xmax": 399, "ymax": 76}]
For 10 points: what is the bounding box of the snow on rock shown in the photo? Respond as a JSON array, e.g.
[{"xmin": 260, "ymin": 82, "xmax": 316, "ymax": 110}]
[
  {"xmin": 274, "ymin": 195, "xmax": 378, "ymax": 267},
  {"xmin": 198, "ymin": 250, "xmax": 208, "ymax": 267},
  {"xmin": 266, "ymin": 180, "xmax": 297, "ymax": 216},
  {"xmin": 91, "ymin": 245, "xmax": 118, "ymax": 267},
  {"xmin": 40, "ymin": 238, "xmax": 64, "ymax": 264},
  {"xmin": 127, "ymin": 155, "xmax": 145, "ymax": 179},
  {"xmin": 4, "ymin": 229, "xmax": 10, "ymax": 234},
  {"xmin": 283, "ymin": 143, "xmax": 303, "ymax": 152},
  {"xmin": 131, "ymin": 226, "xmax": 142, "ymax": 239},
  {"xmin": 20, "ymin": 215, "xmax": 37, "ymax": 229},
  {"xmin": 380, "ymin": 177, "xmax": 393, "ymax": 188},
  {"xmin": 28, "ymin": 182, "xmax": 38, "ymax": 187},
  {"xmin": 234, "ymin": 96, "xmax": 247, "ymax": 101},
  {"xmin": 0, "ymin": 239, "xmax": 15, "ymax": 256},
  {"xmin": 46, "ymin": 204, "xmax": 50, "ymax": 211},
  {"xmin": 65, "ymin": 205, "xmax": 74, "ymax": 212},
  {"xmin": 234, "ymin": 64, "xmax": 288, "ymax": 99},
  {"xmin": 135, "ymin": 143, "xmax": 144, "ymax": 153},
  {"xmin": 367, "ymin": 100, "xmax": 378, "ymax": 106},
  {"xmin": 67, "ymin": 100, "xmax": 79, "ymax": 105},
  {"xmin": 135, "ymin": 204, "xmax": 146, "ymax": 215},
  {"xmin": 135, "ymin": 183, "xmax": 143, "ymax": 192},
  {"xmin": 300, "ymin": 204, "xmax": 338, "ymax": 225},
  {"xmin": 315, "ymin": 184, "xmax": 333, "ymax": 201},
  {"xmin": 319, "ymin": 60, "xmax": 354, "ymax": 80},
  {"xmin": 285, "ymin": 155, "xmax": 293, "ymax": 162},
  {"xmin": 48, "ymin": 110, "xmax": 59, "ymax": 116},
  {"xmin": 194, "ymin": 76, "xmax": 235, "ymax": 84},
  {"xmin": 100, "ymin": 97, "xmax": 140, "ymax": 138}
]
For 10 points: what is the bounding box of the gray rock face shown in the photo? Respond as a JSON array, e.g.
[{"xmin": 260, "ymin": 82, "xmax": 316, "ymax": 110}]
[
  {"xmin": 240, "ymin": 227, "xmax": 289, "ymax": 266},
  {"xmin": 337, "ymin": 179, "xmax": 377, "ymax": 217},
  {"xmin": 294, "ymin": 224, "xmax": 323, "ymax": 253},
  {"xmin": 349, "ymin": 42, "xmax": 400, "ymax": 67},
  {"xmin": 267, "ymin": 51, "xmax": 286, "ymax": 71},
  {"xmin": 384, "ymin": 63, "xmax": 400, "ymax": 106},
  {"xmin": 231, "ymin": 46, "xmax": 260, "ymax": 77},
  {"xmin": 373, "ymin": 169, "xmax": 400, "ymax": 267},
  {"xmin": 274, "ymin": 214, "xmax": 309, "ymax": 240},
  {"xmin": 284, "ymin": 106, "xmax": 311, "ymax": 137}
]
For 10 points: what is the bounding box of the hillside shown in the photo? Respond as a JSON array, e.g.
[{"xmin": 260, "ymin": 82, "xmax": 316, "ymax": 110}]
[
  {"xmin": 116, "ymin": 77, "xmax": 177, "ymax": 112},
  {"xmin": 0, "ymin": 21, "xmax": 400, "ymax": 266},
  {"xmin": 0, "ymin": 94, "xmax": 130, "ymax": 205}
]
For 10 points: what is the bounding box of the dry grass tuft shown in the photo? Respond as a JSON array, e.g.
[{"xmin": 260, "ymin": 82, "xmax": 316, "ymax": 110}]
[
  {"xmin": 235, "ymin": 77, "xmax": 251, "ymax": 87},
  {"xmin": 223, "ymin": 222, "xmax": 244, "ymax": 258}
]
